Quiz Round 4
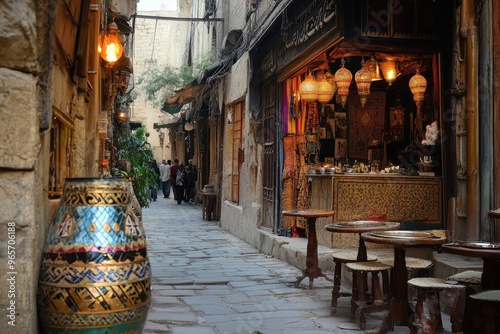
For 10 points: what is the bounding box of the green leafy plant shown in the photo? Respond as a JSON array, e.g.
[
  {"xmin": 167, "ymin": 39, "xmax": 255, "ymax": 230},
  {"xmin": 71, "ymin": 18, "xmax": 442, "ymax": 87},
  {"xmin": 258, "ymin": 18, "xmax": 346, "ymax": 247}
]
[
  {"xmin": 137, "ymin": 52, "xmax": 215, "ymax": 108},
  {"xmin": 112, "ymin": 123, "xmax": 156, "ymax": 208}
]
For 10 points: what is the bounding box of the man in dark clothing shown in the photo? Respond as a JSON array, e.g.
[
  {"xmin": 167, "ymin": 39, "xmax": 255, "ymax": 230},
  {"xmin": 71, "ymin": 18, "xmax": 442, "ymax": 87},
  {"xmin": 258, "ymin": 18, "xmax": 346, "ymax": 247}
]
[
  {"xmin": 149, "ymin": 160, "xmax": 160, "ymax": 201},
  {"xmin": 169, "ymin": 159, "xmax": 179, "ymax": 201}
]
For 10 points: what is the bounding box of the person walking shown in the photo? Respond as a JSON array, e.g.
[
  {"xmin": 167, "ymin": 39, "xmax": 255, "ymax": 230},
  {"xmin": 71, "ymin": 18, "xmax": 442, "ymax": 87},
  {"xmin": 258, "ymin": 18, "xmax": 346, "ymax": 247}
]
[
  {"xmin": 170, "ymin": 159, "xmax": 179, "ymax": 201},
  {"xmin": 175, "ymin": 164, "xmax": 185, "ymax": 205},
  {"xmin": 159, "ymin": 159, "xmax": 171, "ymax": 198},
  {"xmin": 148, "ymin": 160, "xmax": 160, "ymax": 201}
]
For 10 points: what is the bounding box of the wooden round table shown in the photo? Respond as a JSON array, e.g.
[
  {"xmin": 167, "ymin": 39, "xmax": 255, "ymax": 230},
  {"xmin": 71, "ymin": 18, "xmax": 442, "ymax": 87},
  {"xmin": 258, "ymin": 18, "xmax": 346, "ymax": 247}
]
[
  {"xmin": 325, "ymin": 221, "xmax": 400, "ymax": 261},
  {"xmin": 442, "ymin": 242, "xmax": 500, "ymax": 290},
  {"xmin": 282, "ymin": 209, "xmax": 335, "ymax": 288},
  {"xmin": 361, "ymin": 230, "xmax": 447, "ymax": 333},
  {"xmin": 488, "ymin": 209, "xmax": 500, "ymax": 241}
]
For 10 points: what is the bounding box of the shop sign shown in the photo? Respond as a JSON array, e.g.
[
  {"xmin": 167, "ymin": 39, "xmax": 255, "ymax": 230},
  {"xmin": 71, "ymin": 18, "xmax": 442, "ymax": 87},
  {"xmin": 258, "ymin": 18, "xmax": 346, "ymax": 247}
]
[
  {"xmin": 279, "ymin": 0, "xmax": 337, "ymax": 54},
  {"xmin": 258, "ymin": 0, "xmax": 339, "ymax": 76}
]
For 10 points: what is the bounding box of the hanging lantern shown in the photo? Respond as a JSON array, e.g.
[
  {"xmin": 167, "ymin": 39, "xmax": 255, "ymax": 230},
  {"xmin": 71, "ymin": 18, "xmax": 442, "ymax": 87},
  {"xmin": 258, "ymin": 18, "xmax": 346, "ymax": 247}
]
[
  {"xmin": 365, "ymin": 56, "xmax": 383, "ymax": 81},
  {"xmin": 334, "ymin": 58, "xmax": 353, "ymax": 108},
  {"xmin": 408, "ymin": 69, "xmax": 427, "ymax": 112},
  {"xmin": 316, "ymin": 71, "xmax": 335, "ymax": 105},
  {"xmin": 298, "ymin": 72, "xmax": 319, "ymax": 102},
  {"xmin": 324, "ymin": 71, "xmax": 337, "ymax": 97},
  {"xmin": 100, "ymin": 22, "xmax": 124, "ymax": 66},
  {"xmin": 355, "ymin": 60, "xmax": 372, "ymax": 107},
  {"xmin": 380, "ymin": 59, "xmax": 398, "ymax": 85}
]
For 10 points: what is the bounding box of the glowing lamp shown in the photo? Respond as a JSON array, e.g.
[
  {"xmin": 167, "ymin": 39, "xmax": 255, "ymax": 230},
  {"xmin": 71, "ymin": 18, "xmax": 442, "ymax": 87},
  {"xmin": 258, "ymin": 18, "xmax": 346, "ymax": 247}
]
[
  {"xmin": 100, "ymin": 22, "xmax": 123, "ymax": 66},
  {"xmin": 355, "ymin": 63, "xmax": 372, "ymax": 107},
  {"xmin": 298, "ymin": 72, "xmax": 319, "ymax": 102},
  {"xmin": 334, "ymin": 58, "xmax": 353, "ymax": 108},
  {"xmin": 316, "ymin": 71, "xmax": 335, "ymax": 105},
  {"xmin": 380, "ymin": 59, "xmax": 397, "ymax": 85},
  {"xmin": 408, "ymin": 69, "xmax": 427, "ymax": 112}
]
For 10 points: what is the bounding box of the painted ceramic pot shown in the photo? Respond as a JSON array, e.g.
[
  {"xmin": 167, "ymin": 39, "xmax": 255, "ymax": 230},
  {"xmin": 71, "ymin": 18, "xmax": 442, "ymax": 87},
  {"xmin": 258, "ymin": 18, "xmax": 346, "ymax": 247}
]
[{"xmin": 37, "ymin": 177, "xmax": 151, "ymax": 334}]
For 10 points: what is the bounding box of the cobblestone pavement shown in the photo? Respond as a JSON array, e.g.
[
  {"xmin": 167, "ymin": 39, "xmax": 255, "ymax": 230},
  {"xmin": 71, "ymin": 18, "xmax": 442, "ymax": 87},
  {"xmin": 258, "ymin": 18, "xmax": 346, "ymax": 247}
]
[{"xmin": 141, "ymin": 197, "xmax": 440, "ymax": 334}]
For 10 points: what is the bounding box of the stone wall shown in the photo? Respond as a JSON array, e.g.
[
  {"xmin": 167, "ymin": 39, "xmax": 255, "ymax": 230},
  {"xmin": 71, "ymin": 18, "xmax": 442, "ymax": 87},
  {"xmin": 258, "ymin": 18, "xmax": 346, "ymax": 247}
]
[{"xmin": 0, "ymin": 1, "xmax": 53, "ymax": 332}]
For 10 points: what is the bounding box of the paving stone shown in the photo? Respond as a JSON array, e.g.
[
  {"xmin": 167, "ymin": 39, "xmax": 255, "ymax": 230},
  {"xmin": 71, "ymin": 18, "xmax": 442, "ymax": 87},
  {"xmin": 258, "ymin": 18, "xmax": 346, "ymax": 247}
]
[{"xmin": 141, "ymin": 198, "xmax": 454, "ymax": 334}]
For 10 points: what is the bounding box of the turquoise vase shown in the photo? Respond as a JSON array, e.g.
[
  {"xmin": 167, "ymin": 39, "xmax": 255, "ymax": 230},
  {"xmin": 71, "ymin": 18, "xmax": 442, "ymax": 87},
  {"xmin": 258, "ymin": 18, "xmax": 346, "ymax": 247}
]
[{"xmin": 37, "ymin": 178, "xmax": 151, "ymax": 333}]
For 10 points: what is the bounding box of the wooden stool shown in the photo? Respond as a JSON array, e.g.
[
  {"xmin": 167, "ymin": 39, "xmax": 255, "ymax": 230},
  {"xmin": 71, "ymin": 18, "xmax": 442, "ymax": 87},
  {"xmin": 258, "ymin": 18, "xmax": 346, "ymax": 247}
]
[
  {"xmin": 447, "ymin": 270, "xmax": 482, "ymax": 296},
  {"xmin": 345, "ymin": 261, "xmax": 392, "ymax": 329},
  {"xmin": 330, "ymin": 250, "xmax": 377, "ymax": 315},
  {"xmin": 379, "ymin": 256, "xmax": 433, "ymax": 278},
  {"xmin": 462, "ymin": 290, "xmax": 500, "ymax": 334},
  {"xmin": 407, "ymin": 277, "xmax": 465, "ymax": 334}
]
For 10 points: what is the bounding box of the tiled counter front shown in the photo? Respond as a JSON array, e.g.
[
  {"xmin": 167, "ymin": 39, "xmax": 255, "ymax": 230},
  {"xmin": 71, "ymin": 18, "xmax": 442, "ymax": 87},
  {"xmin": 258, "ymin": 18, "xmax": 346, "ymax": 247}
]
[{"xmin": 309, "ymin": 174, "xmax": 442, "ymax": 248}]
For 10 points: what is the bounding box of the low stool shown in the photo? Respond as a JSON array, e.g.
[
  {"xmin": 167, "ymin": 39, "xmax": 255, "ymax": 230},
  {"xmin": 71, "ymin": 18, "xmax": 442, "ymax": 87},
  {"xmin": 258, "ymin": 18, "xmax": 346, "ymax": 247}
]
[
  {"xmin": 446, "ymin": 270, "xmax": 482, "ymax": 296},
  {"xmin": 345, "ymin": 261, "xmax": 392, "ymax": 330},
  {"xmin": 379, "ymin": 256, "xmax": 433, "ymax": 278},
  {"xmin": 462, "ymin": 290, "xmax": 500, "ymax": 334},
  {"xmin": 407, "ymin": 277, "xmax": 465, "ymax": 334},
  {"xmin": 330, "ymin": 250, "xmax": 377, "ymax": 315}
]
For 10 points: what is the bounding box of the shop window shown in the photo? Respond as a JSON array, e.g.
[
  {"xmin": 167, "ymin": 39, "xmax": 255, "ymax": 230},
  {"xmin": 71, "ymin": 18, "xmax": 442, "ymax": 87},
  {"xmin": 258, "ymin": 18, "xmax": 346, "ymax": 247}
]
[
  {"xmin": 48, "ymin": 110, "xmax": 73, "ymax": 198},
  {"xmin": 231, "ymin": 102, "xmax": 245, "ymax": 204}
]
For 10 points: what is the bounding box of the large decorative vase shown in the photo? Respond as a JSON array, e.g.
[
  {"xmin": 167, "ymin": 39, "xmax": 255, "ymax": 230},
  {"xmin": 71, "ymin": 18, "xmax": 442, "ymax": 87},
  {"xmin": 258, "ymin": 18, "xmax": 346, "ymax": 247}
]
[{"xmin": 37, "ymin": 177, "xmax": 151, "ymax": 333}]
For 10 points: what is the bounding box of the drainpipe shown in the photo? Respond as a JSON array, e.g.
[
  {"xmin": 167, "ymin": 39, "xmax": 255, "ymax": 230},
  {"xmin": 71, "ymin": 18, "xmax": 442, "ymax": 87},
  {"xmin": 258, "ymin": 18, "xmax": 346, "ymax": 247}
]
[{"xmin": 462, "ymin": 0, "xmax": 480, "ymax": 239}]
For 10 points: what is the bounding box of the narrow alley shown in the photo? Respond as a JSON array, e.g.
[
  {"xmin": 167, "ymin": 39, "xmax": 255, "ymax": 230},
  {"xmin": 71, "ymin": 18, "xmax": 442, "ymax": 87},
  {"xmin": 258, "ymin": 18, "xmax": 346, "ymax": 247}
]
[{"xmin": 141, "ymin": 198, "xmax": 419, "ymax": 334}]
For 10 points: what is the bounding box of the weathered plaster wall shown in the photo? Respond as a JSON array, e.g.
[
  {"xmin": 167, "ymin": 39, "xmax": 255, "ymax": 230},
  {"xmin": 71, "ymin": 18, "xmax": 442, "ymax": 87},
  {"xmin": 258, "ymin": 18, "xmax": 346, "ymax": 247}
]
[
  {"xmin": 131, "ymin": 6, "xmax": 191, "ymax": 161},
  {"xmin": 219, "ymin": 53, "xmax": 264, "ymax": 248}
]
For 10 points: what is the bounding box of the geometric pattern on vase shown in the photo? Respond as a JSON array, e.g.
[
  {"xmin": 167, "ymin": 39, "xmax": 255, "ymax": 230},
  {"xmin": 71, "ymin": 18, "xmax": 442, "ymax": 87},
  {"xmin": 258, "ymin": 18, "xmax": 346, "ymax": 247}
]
[
  {"xmin": 38, "ymin": 261, "xmax": 151, "ymax": 284},
  {"xmin": 38, "ymin": 178, "xmax": 151, "ymax": 334},
  {"xmin": 37, "ymin": 279, "xmax": 151, "ymax": 312}
]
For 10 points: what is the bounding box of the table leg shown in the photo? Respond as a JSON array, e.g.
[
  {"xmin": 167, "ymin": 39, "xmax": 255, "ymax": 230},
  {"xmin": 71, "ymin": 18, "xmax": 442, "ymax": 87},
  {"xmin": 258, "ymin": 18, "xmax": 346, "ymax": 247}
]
[
  {"xmin": 295, "ymin": 218, "xmax": 332, "ymax": 288},
  {"xmin": 357, "ymin": 235, "xmax": 368, "ymax": 261},
  {"xmin": 481, "ymin": 258, "xmax": 500, "ymax": 289},
  {"xmin": 367, "ymin": 247, "xmax": 411, "ymax": 334}
]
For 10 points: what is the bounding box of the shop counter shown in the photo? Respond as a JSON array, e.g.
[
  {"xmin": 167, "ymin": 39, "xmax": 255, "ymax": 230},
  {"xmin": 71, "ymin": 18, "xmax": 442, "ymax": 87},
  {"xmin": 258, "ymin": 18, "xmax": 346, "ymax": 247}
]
[{"xmin": 307, "ymin": 173, "xmax": 442, "ymax": 248}]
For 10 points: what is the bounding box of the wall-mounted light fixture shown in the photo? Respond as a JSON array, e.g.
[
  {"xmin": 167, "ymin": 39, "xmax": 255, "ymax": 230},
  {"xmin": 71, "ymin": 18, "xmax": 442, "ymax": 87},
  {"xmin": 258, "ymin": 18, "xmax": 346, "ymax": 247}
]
[
  {"xmin": 184, "ymin": 119, "xmax": 194, "ymax": 131},
  {"xmin": 379, "ymin": 59, "xmax": 398, "ymax": 85},
  {"xmin": 100, "ymin": 22, "xmax": 123, "ymax": 66}
]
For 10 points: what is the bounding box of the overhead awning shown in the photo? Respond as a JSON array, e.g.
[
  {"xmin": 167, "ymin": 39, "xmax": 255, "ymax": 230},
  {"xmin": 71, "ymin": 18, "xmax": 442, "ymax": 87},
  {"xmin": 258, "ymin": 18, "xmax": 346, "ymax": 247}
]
[
  {"xmin": 161, "ymin": 83, "xmax": 205, "ymax": 114},
  {"xmin": 161, "ymin": 59, "xmax": 232, "ymax": 114}
]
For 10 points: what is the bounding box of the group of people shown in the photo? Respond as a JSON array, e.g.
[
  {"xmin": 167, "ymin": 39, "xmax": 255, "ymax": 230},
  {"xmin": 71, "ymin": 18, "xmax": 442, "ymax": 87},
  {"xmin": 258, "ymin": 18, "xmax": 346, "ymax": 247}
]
[{"xmin": 149, "ymin": 158, "xmax": 198, "ymax": 205}]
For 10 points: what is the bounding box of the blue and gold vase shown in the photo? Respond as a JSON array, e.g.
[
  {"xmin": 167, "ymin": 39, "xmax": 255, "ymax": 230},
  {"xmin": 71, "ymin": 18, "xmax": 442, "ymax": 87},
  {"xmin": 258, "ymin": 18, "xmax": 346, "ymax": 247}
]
[{"xmin": 37, "ymin": 178, "xmax": 151, "ymax": 333}]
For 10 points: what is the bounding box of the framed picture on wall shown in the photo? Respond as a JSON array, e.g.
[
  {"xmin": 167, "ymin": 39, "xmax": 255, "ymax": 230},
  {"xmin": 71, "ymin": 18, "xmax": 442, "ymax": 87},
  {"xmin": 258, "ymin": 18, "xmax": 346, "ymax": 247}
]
[
  {"xmin": 325, "ymin": 157, "xmax": 335, "ymax": 165},
  {"xmin": 334, "ymin": 138, "xmax": 347, "ymax": 159},
  {"xmin": 318, "ymin": 127, "xmax": 326, "ymax": 139},
  {"xmin": 389, "ymin": 106, "xmax": 405, "ymax": 141},
  {"xmin": 335, "ymin": 112, "xmax": 348, "ymax": 138}
]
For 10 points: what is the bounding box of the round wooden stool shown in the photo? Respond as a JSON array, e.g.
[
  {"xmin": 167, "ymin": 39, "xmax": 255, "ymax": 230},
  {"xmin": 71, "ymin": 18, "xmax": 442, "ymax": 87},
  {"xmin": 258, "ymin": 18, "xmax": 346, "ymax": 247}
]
[
  {"xmin": 447, "ymin": 270, "xmax": 482, "ymax": 296},
  {"xmin": 345, "ymin": 261, "xmax": 392, "ymax": 329},
  {"xmin": 379, "ymin": 256, "xmax": 433, "ymax": 277},
  {"xmin": 407, "ymin": 277, "xmax": 465, "ymax": 334},
  {"xmin": 462, "ymin": 290, "xmax": 500, "ymax": 334},
  {"xmin": 330, "ymin": 250, "xmax": 378, "ymax": 315}
]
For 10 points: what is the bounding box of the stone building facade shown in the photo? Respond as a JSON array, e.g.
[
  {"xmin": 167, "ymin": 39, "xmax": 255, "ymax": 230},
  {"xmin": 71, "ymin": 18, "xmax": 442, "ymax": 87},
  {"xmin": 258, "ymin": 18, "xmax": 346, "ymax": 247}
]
[
  {"xmin": 131, "ymin": 1, "xmax": 193, "ymax": 161},
  {"xmin": 0, "ymin": 0, "xmax": 137, "ymax": 332}
]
